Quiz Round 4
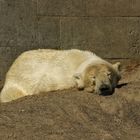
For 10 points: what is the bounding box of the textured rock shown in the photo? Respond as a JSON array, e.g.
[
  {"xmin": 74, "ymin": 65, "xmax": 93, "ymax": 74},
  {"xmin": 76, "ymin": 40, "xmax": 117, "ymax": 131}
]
[
  {"xmin": 60, "ymin": 17, "xmax": 140, "ymax": 58},
  {"xmin": 37, "ymin": 0, "xmax": 86, "ymax": 16},
  {"xmin": 37, "ymin": 17, "xmax": 60, "ymax": 48},
  {"xmin": 37, "ymin": 0, "xmax": 140, "ymax": 17},
  {"xmin": 86, "ymin": 0, "xmax": 140, "ymax": 17},
  {"xmin": 0, "ymin": 0, "xmax": 38, "ymax": 48},
  {"xmin": 0, "ymin": 60, "xmax": 140, "ymax": 140}
]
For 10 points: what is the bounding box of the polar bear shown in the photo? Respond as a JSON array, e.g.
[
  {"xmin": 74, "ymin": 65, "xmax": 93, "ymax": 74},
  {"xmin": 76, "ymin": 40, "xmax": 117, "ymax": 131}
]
[{"xmin": 0, "ymin": 49, "xmax": 121, "ymax": 102}]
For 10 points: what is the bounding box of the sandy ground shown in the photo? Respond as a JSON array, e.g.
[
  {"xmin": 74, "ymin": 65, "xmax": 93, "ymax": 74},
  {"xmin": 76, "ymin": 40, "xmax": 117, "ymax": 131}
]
[{"xmin": 0, "ymin": 60, "xmax": 140, "ymax": 140}]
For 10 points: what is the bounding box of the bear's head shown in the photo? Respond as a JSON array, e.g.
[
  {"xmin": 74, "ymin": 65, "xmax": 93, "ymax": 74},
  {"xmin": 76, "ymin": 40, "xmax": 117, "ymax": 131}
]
[{"xmin": 74, "ymin": 62, "xmax": 121, "ymax": 95}]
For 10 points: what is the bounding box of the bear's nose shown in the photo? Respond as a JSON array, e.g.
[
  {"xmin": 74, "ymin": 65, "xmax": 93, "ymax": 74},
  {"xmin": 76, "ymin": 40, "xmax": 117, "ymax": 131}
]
[
  {"xmin": 99, "ymin": 85, "xmax": 110, "ymax": 92},
  {"xmin": 78, "ymin": 86, "xmax": 84, "ymax": 90}
]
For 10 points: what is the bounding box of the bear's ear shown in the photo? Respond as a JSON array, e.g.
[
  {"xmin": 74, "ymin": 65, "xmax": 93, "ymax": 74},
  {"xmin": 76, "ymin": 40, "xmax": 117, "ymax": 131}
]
[
  {"xmin": 73, "ymin": 73, "xmax": 81, "ymax": 79},
  {"xmin": 113, "ymin": 62, "xmax": 121, "ymax": 72}
]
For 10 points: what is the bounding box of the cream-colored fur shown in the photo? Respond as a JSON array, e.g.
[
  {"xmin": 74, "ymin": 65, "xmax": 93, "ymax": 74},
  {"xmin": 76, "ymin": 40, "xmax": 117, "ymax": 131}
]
[{"xmin": 0, "ymin": 49, "xmax": 121, "ymax": 102}]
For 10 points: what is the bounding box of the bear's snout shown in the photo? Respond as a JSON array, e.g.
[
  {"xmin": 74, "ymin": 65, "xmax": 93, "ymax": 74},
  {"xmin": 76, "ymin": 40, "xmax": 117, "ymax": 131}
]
[
  {"xmin": 99, "ymin": 84, "xmax": 110, "ymax": 92},
  {"xmin": 99, "ymin": 84, "xmax": 114, "ymax": 96}
]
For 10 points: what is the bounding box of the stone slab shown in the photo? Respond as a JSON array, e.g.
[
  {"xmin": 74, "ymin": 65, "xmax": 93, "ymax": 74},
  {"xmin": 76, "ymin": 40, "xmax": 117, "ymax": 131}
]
[
  {"xmin": 37, "ymin": 0, "xmax": 140, "ymax": 17},
  {"xmin": 37, "ymin": 0, "xmax": 86, "ymax": 16},
  {"xmin": 86, "ymin": 0, "xmax": 140, "ymax": 17},
  {"xmin": 37, "ymin": 17, "xmax": 60, "ymax": 48},
  {"xmin": 0, "ymin": 0, "xmax": 38, "ymax": 48},
  {"xmin": 60, "ymin": 17, "xmax": 140, "ymax": 58}
]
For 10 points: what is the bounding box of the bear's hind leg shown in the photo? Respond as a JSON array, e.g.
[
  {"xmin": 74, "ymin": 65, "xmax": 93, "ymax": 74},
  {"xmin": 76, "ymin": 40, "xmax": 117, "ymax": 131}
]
[{"xmin": 0, "ymin": 86, "xmax": 26, "ymax": 103}]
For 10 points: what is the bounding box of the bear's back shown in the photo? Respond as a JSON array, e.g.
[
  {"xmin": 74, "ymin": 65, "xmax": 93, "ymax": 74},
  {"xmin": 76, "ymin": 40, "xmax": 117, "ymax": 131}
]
[
  {"xmin": 7, "ymin": 49, "xmax": 94, "ymax": 77},
  {"xmin": 4, "ymin": 49, "xmax": 95, "ymax": 94}
]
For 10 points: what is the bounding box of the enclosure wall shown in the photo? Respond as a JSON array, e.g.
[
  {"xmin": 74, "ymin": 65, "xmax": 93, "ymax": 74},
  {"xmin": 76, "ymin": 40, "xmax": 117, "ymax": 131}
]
[{"xmin": 0, "ymin": 0, "xmax": 140, "ymax": 83}]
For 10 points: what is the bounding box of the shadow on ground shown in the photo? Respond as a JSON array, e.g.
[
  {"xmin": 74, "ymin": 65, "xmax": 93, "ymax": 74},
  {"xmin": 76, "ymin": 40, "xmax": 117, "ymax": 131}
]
[{"xmin": 0, "ymin": 60, "xmax": 140, "ymax": 140}]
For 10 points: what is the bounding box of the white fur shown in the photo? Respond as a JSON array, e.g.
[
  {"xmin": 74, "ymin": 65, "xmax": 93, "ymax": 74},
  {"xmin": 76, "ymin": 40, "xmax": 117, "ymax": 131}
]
[{"xmin": 0, "ymin": 49, "xmax": 112, "ymax": 102}]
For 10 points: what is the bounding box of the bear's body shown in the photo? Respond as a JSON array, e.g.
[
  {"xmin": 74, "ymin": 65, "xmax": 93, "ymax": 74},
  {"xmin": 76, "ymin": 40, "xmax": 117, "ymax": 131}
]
[{"xmin": 0, "ymin": 49, "xmax": 121, "ymax": 102}]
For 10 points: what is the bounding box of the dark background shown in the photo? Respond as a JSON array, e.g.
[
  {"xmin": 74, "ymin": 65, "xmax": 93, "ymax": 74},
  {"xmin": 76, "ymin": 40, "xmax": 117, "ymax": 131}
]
[{"xmin": 0, "ymin": 0, "xmax": 140, "ymax": 82}]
